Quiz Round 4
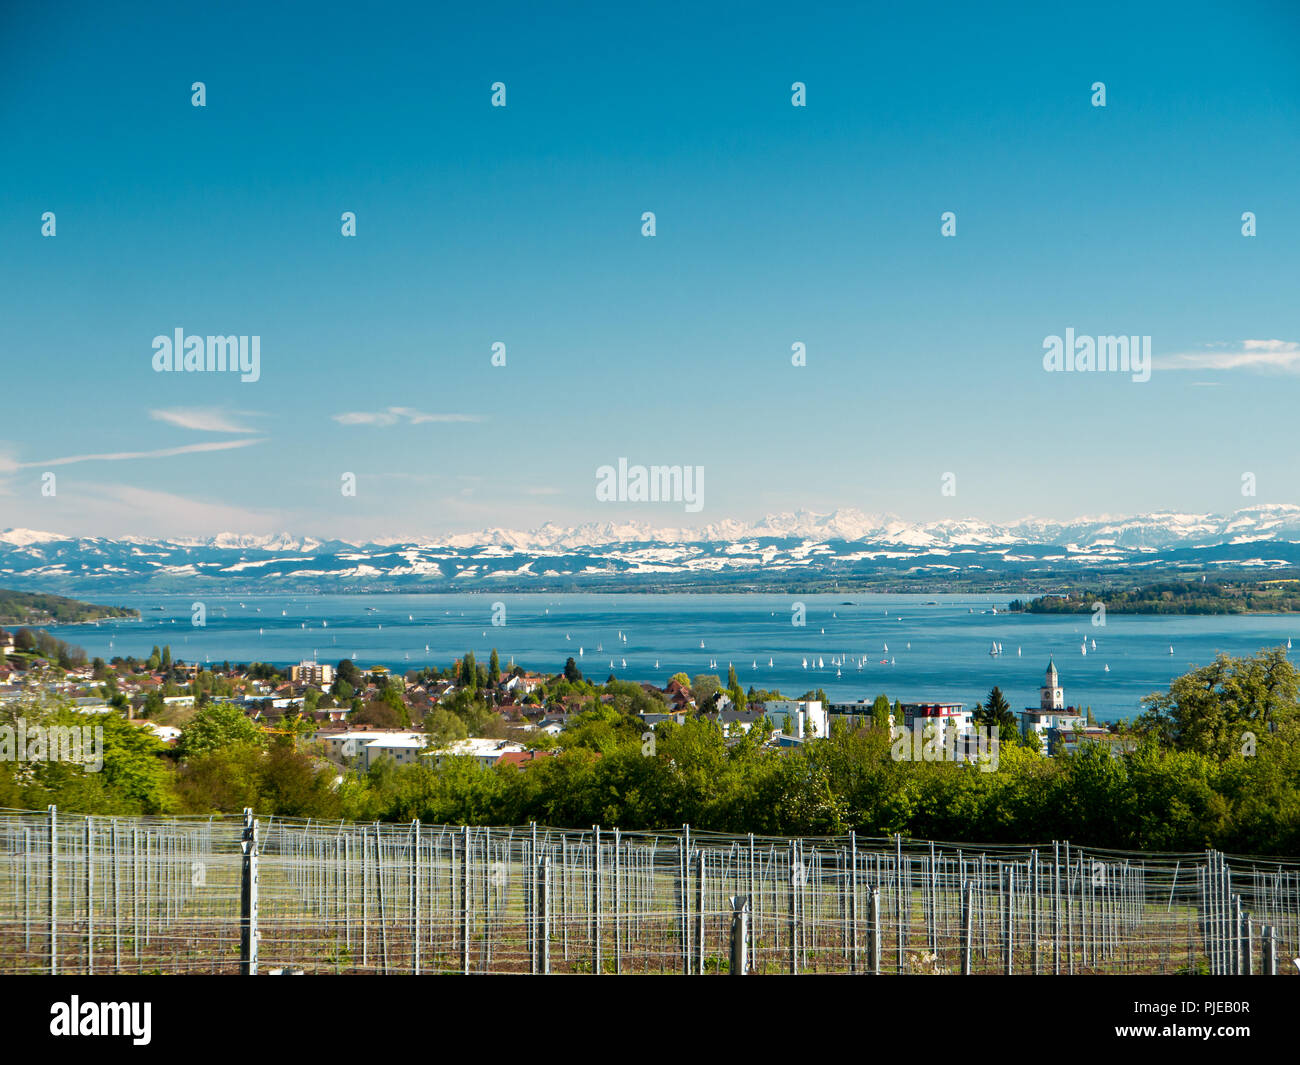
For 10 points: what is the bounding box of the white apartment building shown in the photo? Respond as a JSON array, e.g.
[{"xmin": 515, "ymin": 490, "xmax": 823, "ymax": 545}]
[
  {"xmin": 755, "ymin": 700, "xmax": 827, "ymax": 740},
  {"xmin": 425, "ymin": 737, "xmax": 527, "ymax": 768}
]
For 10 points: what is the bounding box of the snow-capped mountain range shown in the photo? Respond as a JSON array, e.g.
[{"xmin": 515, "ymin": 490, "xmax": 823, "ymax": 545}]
[{"xmin": 3, "ymin": 504, "xmax": 1300, "ymax": 594}]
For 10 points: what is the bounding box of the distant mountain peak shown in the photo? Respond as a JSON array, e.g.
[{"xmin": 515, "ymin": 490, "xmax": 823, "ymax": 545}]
[{"xmin": 4, "ymin": 504, "xmax": 1300, "ymax": 564}]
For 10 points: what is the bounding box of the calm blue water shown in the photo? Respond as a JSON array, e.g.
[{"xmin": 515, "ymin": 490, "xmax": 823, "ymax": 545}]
[{"xmin": 47, "ymin": 593, "xmax": 1300, "ymax": 723}]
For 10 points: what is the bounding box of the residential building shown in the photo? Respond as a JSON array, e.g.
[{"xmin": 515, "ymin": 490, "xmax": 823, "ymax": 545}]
[
  {"xmin": 314, "ymin": 727, "xmax": 427, "ymax": 769},
  {"xmin": 900, "ymin": 702, "xmax": 972, "ymax": 745},
  {"xmin": 425, "ymin": 737, "xmax": 526, "ymax": 768},
  {"xmin": 290, "ymin": 660, "xmax": 334, "ymax": 687},
  {"xmin": 827, "ymin": 699, "xmax": 893, "ymax": 729},
  {"xmin": 754, "ymin": 699, "xmax": 827, "ymax": 740}
]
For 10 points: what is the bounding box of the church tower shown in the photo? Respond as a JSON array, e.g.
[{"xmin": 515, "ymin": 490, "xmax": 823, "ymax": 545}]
[{"xmin": 1041, "ymin": 658, "xmax": 1063, "ymax": 710}]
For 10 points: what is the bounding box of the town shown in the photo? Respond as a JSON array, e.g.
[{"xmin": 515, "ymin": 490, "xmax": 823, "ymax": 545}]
[{"xmin": 0, "ymin": 623, "xmax": 1129, "ymax": 775}]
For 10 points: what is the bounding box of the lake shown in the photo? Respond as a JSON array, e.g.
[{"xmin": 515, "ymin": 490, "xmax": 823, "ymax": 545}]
[{"xmin": 47, "ymin": 592, "xmax": 1300, "ymax": 723}]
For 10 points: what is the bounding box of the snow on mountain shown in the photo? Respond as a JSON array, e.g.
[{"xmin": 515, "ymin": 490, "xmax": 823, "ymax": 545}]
[
  {"xmin": 6, "ymin": 504, "xmax": 1300, "ymax": 554},
  {"xmin": 431, "ymin": 504, "xmax": 1300, "ymax": 552},
  {"xmin": 3, "ymin": 504, "xmax": 1300, "ymax": 593},
  {"xmin": 0, "ymin": 528, "xmax": 66, "ymax": 547}
]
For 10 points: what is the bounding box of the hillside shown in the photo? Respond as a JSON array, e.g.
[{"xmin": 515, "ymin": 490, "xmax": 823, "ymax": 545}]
[
  {"xmin": 0, "ymin": 588, "xmax": 138, "ymax": 626},
  {"xmin": 1011, "ymin": 579, "xmax": 1300, "ymax": 615}
]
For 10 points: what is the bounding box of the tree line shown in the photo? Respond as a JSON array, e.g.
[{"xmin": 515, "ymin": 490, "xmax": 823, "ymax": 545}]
[{"xmin": 3, "ymin": 647, "xmax": 1300, "ymax": 855}]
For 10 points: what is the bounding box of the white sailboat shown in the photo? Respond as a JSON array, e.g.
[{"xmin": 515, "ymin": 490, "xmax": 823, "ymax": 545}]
[
  {"xmin": 1104, "ymin": 664, "xmax": 1110, "ymax": 672},
  {"xmin": 802, "ymin": 657, "xmax": 808, "ymax": 669},
  {"xmin": 768, "ymin": 658, "xmax": 774, "ymax": 668},
  {"xmin": 1169, "ymin": 645, "xmax": 1175, "ymax": 655},
  {"xmin": 818, "ymin": 657, "xmax": 824, "ymax": 669}
]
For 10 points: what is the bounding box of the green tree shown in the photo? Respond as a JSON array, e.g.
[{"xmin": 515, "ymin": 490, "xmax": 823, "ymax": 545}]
[
  {"xmin": 336, "ymin": 658, "xmax": 362, "ymax": 689},
  {"xmin": 871, "ymin": 694, "xmax": 892, "ymax": 730},
  {"xmin": 460, "ymin": 652, "xmax": 478, "ymax": 691},
  {"xmin": 691, "ymin": 674, "xmax": 722, "ymax": 705},
  {"xmin": 177, "ymin": 702, "xmax": 266, "ymax": 758},
  {"xmin": 140, "ymin": 690, "xmax": 165, "ymax": 720},
  {"xmin": 974, "ymin": 685, "xmax": 1017, "ymax": 740},
  {"xmin": 424, "ymin": 706, "xmax": 469, "ymax": 747},
  {"xmin": 1136, "ymin": 647, "xmax": 1300, "ymax": 758}
]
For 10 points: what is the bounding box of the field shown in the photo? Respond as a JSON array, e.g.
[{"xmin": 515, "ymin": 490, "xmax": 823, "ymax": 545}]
[{"xmin": 0, "ymin": 807, "xmax": 1296, "ymax": 975}]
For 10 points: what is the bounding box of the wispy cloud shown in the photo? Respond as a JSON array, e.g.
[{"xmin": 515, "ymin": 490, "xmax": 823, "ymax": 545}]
[
  {"xmin": 150, "ymin": 407, "xmax": 257, "ymax": 433},
  {"xmin": 1155, "ymin": 339, "xmax": 1300, "ymax": 374},
  {"xmin": 19, "ymin": 438, "xmax": 264, "ymax": 468},
  {"xmin": 16, "ymin": 482, "xmax": 287, "ymax": 539},
  {"xmin": 332, "ymin": 407, "xmax": 483, "ymax": 427}
]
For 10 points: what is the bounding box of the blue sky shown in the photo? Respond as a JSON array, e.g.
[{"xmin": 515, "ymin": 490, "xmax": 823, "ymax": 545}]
[{"xmin": 1, "ymin": 0, "xmax": 1298, "ymax": 540}]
